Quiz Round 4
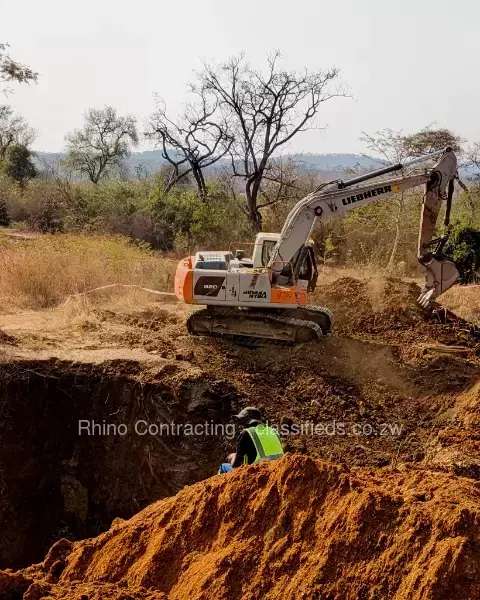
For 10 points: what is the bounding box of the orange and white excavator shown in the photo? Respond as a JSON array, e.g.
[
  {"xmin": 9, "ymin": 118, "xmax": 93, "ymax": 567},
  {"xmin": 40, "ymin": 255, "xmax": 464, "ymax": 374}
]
[{"xmin": 175, "ymin": 147, "xmax": 463, "ymax": 344}]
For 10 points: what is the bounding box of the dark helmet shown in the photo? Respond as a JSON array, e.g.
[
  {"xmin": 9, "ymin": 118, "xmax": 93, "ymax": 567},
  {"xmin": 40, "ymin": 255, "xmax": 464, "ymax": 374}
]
[{"xmin": 234, "ymin": 406, "xmax": 263, "ymax": 424}]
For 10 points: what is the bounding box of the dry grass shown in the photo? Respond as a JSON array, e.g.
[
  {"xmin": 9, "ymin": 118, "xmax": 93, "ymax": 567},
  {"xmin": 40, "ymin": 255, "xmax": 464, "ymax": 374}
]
[
  {"xmin": 0, "ymin": 232, "xmax": 477, "ymax": 327},
  {"xmin": 0, "ymin": 234, "xmax": 178, "ymax": 309},
  {"xmin": 441, "ymin": 285, "xmax": 480, "ymax": 324}
]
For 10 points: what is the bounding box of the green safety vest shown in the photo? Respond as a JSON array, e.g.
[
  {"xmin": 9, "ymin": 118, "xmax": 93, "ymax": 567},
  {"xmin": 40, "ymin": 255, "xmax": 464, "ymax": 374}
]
[{"xmin": 244, "ymin": 425, "xmax": 284, "ymax": 465}]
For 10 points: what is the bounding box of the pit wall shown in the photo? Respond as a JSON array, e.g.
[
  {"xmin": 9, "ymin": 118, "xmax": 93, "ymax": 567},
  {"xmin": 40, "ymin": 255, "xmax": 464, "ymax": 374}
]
[{"xmin": 0, "ymin": 359, "xmax": 237, "ymax": 568}]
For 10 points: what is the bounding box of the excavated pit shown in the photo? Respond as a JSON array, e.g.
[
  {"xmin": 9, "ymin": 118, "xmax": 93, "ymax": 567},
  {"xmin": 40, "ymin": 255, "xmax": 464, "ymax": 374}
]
[
  {"xmin": 1, "ymin": 276, "xmax": 480, "ymax": 588},
  {"xmin": 0, "ymin": 359, "xmax": 238, "ymax": 569}
]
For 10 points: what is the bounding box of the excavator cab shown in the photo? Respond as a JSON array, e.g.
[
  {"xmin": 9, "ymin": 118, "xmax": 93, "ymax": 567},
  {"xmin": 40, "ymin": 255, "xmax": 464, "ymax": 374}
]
[
  {"xmin": 252, "ymin": 233, "xmax": 280, "ymax": 268},
  {"xmin": 254, "ymin": 233, "xmax": 318, "ymax": 293}
]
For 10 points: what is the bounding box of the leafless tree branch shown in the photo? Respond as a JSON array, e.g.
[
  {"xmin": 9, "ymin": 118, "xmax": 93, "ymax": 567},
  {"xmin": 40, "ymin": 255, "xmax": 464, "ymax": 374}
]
[
  {"xmin": 146, "ymin": 92, "xmax": 233, "ymax": 200},
  {"xmin": 196, "ymin": 52, "xmax": 348, "ymax": 229}
]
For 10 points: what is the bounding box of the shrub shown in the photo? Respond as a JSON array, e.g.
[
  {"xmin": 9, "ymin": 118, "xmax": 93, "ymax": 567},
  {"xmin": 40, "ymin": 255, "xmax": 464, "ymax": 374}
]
[
  {"xmin": 21, "ymin": 180, "xmax": 66, "ymax": 231},
  {"xmin": 444, "ymin": 225, "xmax": 480, "ymax": 284}
]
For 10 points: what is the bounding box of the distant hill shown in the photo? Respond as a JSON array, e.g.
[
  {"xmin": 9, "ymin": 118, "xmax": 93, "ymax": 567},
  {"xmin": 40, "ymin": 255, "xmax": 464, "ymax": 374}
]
[
  {"xmin": 35, "ymin": 149, "xmax": 475, "ymax": 180},
  {"xmin": 290, "ymin": 153, "xmax": 382, "ymax": 171},
  {"xmin": 125, "ymin": 150, "xmax": 383, "ymax": 174},
  {"xmin": 35, "ymin": 150, "xmax": 381, "ymax": 177}
]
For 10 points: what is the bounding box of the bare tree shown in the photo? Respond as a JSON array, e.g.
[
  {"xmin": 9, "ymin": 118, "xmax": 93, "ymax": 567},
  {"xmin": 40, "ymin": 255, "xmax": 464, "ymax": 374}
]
[
  {"xmin": 37, "ymin": 154, "xmax": 74, "ymax": 205},
  {"xmin": 0, "ymin": 43, "xmax": 37, "ymax": 93},
  {"xmin": 197, "ymin": 52, "xmax": 346, "ymax": 230},
  {"xmin": 361, "ymin": 126, "xmax": 463, "ymax": 166},
  {"xmin": 133, "ymin": 162, "xmax": 153, "ymax": 181},
  {"xmin": 466, "ymin": 142, "xmax": 480, "ymax": 180},
  {"xmin": 64, "ymin": 106, "xmax": 138, "ymax": 184},
  {"xmin": 462, "ymin": 143, "xmax": 480, "ymax": 221},
  {"xmin": 146, "ymin": 94, "xmax": 233, "ymax": 200},
  {"xmin": 360, "ymin": 126, "xmax": 463, "ymax": 270},
  {"xmin": 0, "ymin": 105, "xmax": 36, "ymax": 159},
  {"xmin": 257, "ymin": 156, "xmax": 303, "ymax": 208}
]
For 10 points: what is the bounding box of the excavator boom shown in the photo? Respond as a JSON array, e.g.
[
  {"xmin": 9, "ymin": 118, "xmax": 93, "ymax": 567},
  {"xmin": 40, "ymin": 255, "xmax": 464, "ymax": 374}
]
[{"xmin": 269, "ymin": 147, "xmax": 459, "ymax": 305}]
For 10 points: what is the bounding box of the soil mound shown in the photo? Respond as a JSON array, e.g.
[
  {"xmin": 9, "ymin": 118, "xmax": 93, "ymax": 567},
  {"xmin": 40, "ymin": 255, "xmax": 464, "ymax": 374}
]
[
  {"xmin": 3, "ymin": 455, "xmax": 480, "ymax": 600},
  {"xmin": 314, "ymin": 277, "xmax": 423, "ymax": 335},
  {"xmin": 314, "ymin": 276, "xmax": 480, "ymax": 348},
  {"xmin": 430, "ymin": 379, "xmax": 480, "ymax": 479}
]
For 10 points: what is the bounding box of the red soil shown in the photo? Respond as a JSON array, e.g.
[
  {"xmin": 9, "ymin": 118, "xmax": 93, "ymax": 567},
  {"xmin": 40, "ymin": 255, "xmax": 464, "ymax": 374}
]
[{"xmin": 2, "ymin": 454, "xmax": 479, "ymax": 600}]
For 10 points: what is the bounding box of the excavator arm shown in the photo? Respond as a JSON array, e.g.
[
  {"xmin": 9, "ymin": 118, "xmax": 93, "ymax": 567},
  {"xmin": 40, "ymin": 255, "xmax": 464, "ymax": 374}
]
[{"xmin": 267, "ymin": 147, "xmax": 460, "ymax": 306}]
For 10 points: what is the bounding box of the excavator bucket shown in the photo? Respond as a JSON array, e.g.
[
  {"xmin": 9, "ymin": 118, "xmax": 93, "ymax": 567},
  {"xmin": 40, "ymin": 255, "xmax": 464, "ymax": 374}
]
[{"xmin": 417, "ymin": 258, "xmax": 459, "ymax": 308}]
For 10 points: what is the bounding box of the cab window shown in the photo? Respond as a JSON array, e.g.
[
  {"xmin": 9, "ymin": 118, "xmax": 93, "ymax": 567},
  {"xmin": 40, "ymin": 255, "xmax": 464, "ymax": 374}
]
[
  {"xmin": 195, "ymin": 259, "xmax": 228, "ymax": 270},
  {"xmin": 261, "ymin": 241, "xmax": 277, "ymax": 266}
]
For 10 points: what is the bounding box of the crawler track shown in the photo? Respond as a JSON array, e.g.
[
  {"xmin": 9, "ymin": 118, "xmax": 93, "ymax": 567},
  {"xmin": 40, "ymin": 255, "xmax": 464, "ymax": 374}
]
[{"xmin": 187, "ymin": 305, "xmax": 333, "ymax": 345}]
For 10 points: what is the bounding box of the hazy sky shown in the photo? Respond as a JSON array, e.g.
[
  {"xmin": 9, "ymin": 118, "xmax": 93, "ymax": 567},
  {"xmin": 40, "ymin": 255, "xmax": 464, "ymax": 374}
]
[{"xmin": 3, "ymin": 0, "xmax": 478, "ymax": 155}]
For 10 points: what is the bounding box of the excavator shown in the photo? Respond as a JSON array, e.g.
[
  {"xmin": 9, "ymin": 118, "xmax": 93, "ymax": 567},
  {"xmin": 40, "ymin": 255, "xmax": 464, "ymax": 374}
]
[{"xmin": 175, "ymin": 147, "xmax": 464, "ymax": 344}]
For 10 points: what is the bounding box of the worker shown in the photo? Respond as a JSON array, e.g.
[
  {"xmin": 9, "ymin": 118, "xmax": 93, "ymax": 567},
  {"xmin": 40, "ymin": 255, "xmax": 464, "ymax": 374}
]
[{"xmin": 218, "ymin": 406, "xmax": 284, "ymax": 474}]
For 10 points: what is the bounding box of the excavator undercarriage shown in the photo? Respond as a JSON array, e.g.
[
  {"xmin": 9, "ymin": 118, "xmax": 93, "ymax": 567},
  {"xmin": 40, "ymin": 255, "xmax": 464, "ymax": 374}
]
[{"xmin": 187, "ymin": 305, "xmax": 333, "ymax": 345}]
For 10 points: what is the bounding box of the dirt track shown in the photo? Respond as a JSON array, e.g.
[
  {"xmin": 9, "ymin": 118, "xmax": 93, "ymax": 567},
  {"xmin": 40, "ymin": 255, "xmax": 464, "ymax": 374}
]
[{"xmin": 0, "ymin": 276, "xmax": 479, "ymax": 596}]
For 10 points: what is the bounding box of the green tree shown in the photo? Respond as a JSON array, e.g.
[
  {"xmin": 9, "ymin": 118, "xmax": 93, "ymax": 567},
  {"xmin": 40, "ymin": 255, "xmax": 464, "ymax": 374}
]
[
  {"xmin": 444, "ymin": 225, "xmax": 480, "ymax": 284},
  {"xmin": 0, "ymin": 105, "xmax": 36, "ymax": 160},
  {"xmin": 64, "ymin": 106, "xmax": 138, "ymax": 184},
  {"xmin": 0, "ymin": 43, "xmax": 37, "ymax": 224},
  {"xmin": 0, "ymin": 43, "xmax": 37, "ymax": 93},
  {"xmin": 0, "ymin": 190, "xmax": 9, "ymax": 225},
  {"xmin": 2, "ymin": 144, "xmax": 37, "ymax": 188}
]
